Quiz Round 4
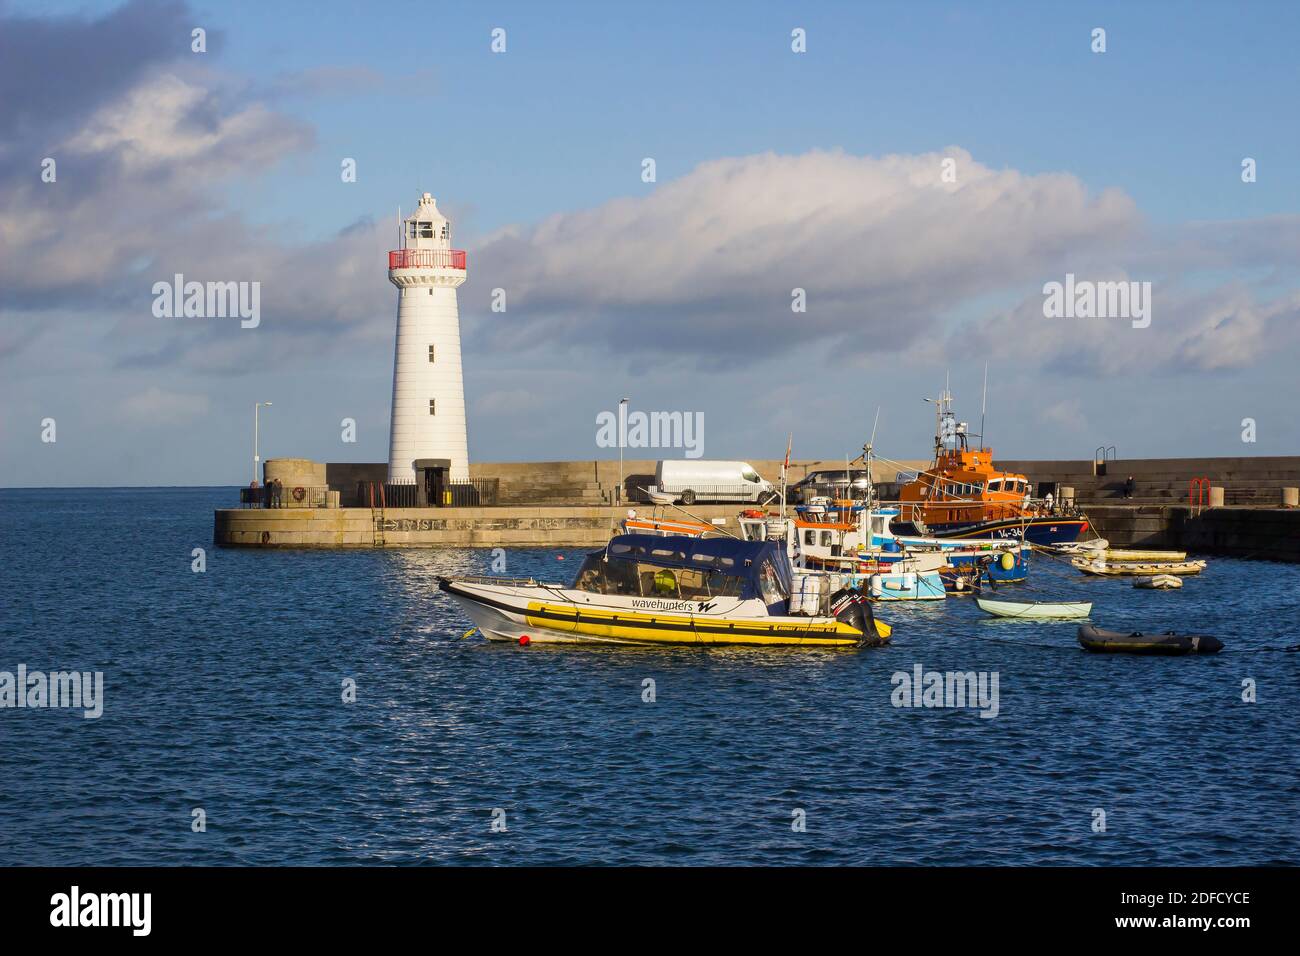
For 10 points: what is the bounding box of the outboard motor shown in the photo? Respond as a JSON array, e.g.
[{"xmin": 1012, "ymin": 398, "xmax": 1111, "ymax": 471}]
[{"xmin": 829, "ymin": 587, "xmax": 884, "ymax": 647}]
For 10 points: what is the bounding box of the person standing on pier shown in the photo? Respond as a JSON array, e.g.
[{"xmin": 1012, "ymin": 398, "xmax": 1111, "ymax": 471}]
[
  {"xmin": 272, "ymin": 479, "xmax": 284, "ymax": 508},
  {"xmin": 1124, "ymin": 475, "xmax": 1135, "ymax": 499}
]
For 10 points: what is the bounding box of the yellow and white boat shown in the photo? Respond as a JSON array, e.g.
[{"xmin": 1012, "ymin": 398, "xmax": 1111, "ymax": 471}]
[
  {"xmin": 440, "ymin": 534, "xmax": 892, "ymax": 648},
  {"xmin": 1072, "ymin": 556, "xmax": 1206, "ymax": 577},
  {"xmin": 1105, "ymin": 548, "xmax": 1187, "ymax": 562}
]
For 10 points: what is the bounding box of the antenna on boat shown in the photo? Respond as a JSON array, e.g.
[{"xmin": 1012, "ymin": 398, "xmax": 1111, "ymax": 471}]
[
  {"xmin": 866, "ymin": 406, "xmax": 881, "ymax": 507},
  {"xmin": 979, "ymin": 363, "xmax": 988, "ymax": 451}
]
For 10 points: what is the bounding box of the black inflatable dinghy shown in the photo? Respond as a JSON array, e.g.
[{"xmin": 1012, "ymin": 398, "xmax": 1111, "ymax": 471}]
[{"xmin": 1077, "ymin": 624, "xmax": 1223, "ymax": 655}]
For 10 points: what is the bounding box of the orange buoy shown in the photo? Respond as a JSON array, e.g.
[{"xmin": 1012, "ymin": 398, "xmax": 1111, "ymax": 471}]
[{"xmin": 518, "ymin": 635, "xmax": 530, "ymax": 646}]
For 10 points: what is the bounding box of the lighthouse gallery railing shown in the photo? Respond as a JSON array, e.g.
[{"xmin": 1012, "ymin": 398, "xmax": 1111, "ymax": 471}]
[{"xmin": 388, "ymin": 249, "xmax": 466, "ymax": 270}]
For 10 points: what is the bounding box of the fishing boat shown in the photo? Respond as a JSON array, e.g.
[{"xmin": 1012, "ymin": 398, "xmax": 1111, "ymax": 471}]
[
  {"xmin": 1077, "ymin": 625, "xmax": 1222, "ymax": 655},
  {"xmin": 859, "ymin": 506, "xmax": 1030, "ymax": 583},
  {"xmin": 439, "ymin": 533, "xmax": 892, "ymax": 648},
  {"xmin": 1073, "ymin": 557, "xmax": 1207, "ymax": 577},
  {"xmin": 1133, "ymin": 574, "xmax": 1183, "ymax": 590},
  {"xmin": 976, "ymin": 597, "xmax": 1092, "ymax": 619},
  {"xmin": 892, "ymin": 389, "xmax": 1088, "ymax": 545},
  {"xmin": 1106, "ymin": 548, "xmax": 1187, "ymax": 562},
  {"xmin": 739, "ymin": 508, "xmax": 949, "ymax": 600}
]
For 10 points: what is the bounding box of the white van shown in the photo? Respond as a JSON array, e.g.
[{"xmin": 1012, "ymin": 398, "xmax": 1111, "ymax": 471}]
[{"xmin": 652, "ymin": 460, "xmax": 778, "ymax": 505}]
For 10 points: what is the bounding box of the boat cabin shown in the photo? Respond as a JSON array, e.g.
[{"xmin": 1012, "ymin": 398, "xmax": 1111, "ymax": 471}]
[
  {"xmin": 570, "ymin": 534, "xmax": 792, "ymax": 610},
  {"xmin": 897, "ymin": 447, "xmax": 1035, "ymax": 526}
]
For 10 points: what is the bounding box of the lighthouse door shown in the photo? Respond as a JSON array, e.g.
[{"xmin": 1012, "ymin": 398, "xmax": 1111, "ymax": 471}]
[
  {"xmin": 414, "ymin": 458, "xmax": 452, "ymax": 508},
  {"xmin": 427, "ymin": 467, "xmax": 447, "ymax": 507}
]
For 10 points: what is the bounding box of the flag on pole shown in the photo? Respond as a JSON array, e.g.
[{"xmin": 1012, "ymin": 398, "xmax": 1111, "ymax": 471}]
[{"xmin": 783, "ymin": 433, "xmax": 792, "ymax": 472}]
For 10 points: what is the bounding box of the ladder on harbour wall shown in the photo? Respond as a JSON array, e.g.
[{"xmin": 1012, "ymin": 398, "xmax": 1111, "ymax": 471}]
[
  {"xmin": 368, "ymin": 482, "xmax": 386, "ymax": 547},
  {"xmin": 1189, "ymin": 476, "xmax": 1211, "ymax": 517}
]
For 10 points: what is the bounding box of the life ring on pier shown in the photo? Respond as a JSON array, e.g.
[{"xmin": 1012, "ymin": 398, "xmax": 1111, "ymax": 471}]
[{"xmin": 292, "ymin": 486, "xmax": 306, "ymax": 502}]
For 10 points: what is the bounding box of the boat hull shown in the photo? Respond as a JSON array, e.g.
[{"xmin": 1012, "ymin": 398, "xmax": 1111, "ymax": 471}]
[
  {"xmin": 1073, "ymin": 558, "xmax": 1206, "ymax": 577},
  {"xmin": 977, "ymin": 598, "xmax": 1092, "ymax": 619},
  {"xmin": 1106, "ymin": 549, "xmax": 1187, "ymax": 562},
  {"xmin": 1133, "ymin": 574, "xmax": 1183, "ymax": 589},
  {"xmin": 1077, "ymin": 625, "xmax": 1222, "ymax": 655},
  {"xmin": 866, "ymin": 570, "xmax": 947, "ymax": 601},
  {"xmin": 895, "ymin": 516, "xmax": 1088, "ymax": 545},
  {"xmin": 440, "ymin": 579, "xmax": 890, "ymax": 648}
]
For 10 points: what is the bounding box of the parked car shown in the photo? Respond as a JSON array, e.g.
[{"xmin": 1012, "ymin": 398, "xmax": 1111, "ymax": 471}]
[
  {"xmin": 790, "ymin": 469, "xmax": 872, "ymax": 503},
  {"xmin": 651, "ymin": 460, "xmax": 779, "ymax": 505}
]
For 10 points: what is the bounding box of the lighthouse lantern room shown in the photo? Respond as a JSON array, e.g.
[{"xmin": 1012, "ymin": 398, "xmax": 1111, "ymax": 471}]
[{"xmin": 387, "ymin": 193, "xmax": 469, "ymax": 485}]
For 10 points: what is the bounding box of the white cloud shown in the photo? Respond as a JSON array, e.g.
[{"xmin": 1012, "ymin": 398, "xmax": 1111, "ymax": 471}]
[
  {"xmin": 956, "ymin": 281, "xmax": 1300, "ymax": 374},
  {"xmin": 467, "ymin": 148, "xmax": 1140, "ymax": 358},
  {"xmin": 66, "ymin": 72, "xmax": 308, "ymax": 177}
]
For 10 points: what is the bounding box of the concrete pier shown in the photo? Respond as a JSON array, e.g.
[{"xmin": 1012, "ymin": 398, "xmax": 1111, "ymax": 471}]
[
  {"xmin": 214, "ymin": 504, "xmax": 744, "ymax": 549},
  {"xmin": 215, "ymin": 456, "xmax": 1300, "ymax": 561}
]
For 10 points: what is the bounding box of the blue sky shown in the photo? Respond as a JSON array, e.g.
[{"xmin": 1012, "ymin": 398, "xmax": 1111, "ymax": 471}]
[{"xmin": 2, "ymin": 0, "xmax": 1298, "ymax": 485}]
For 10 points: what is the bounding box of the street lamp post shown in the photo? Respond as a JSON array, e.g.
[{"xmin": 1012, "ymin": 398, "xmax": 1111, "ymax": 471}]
[
  {"xmin": 617, "ymin": 397, "xmax": 629, "ymax": 504},
  {"xmin": 253, "ymin": 401, "xmax": 272, "ymax": 484}
]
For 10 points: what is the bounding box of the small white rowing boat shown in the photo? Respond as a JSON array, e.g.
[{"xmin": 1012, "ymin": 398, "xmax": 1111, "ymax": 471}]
[
  {"xmin": 1133, "ymin": 574, "xmax": 1183, "ymax": 590},
  {"xmin": 976, "ymin": 597, "xmax": 1093, "ymax": 619},
  {"xmin": 1052, "ymin": 539, "xmax": 1109, "ymax": 554}
]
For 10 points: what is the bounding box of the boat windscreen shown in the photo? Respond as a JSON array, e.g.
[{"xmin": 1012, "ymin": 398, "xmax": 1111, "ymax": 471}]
[
  {"xmin": 571, "ymin": 551, "xmax": 745, "ymax": 599},
  {"xmin": 574, "ymin": 534, "xmax": 791, "ymax": 602}
]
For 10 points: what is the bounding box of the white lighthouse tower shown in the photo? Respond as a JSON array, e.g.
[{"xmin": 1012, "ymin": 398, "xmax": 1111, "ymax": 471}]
[{"xmin": 386, "ymin": 192, "xmax": 469, "ymax": 483}]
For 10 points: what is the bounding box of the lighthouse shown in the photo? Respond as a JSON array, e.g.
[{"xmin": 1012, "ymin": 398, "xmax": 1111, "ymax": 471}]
[{"xmin": 386, "ymin": 193, "xmax": 469, "ymax": 483}]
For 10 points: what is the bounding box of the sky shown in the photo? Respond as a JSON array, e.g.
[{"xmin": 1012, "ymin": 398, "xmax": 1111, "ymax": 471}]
[{"xmin": 1, "ymin": 0, "xmax": 1298, "ymax": 486}]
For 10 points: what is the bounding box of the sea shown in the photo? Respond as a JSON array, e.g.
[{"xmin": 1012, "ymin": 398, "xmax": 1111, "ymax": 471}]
[{"xmin": 1, "ymin": 487, "xmax": 1296, "ymax": 866}]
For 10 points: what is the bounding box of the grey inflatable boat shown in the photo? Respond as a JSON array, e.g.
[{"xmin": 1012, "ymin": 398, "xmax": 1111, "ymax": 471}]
[{"xmin": 1078, "ymin": 625, "xmax": 1223, "ymax": 655}]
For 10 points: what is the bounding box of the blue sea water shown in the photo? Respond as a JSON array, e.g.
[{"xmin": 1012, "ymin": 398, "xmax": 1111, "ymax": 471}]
[{"xmin": 1, "ymin": 487, "xmax": 1297, "ymax": 866}]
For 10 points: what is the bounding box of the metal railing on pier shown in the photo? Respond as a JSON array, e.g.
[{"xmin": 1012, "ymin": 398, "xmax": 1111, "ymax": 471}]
[
  {"xmin": 239, "ymin": 486, "xmax": 330, "ymax": 509},
  {"xmin": 358, "ymin": 478, "xmax": 500, "ymax": 508}
]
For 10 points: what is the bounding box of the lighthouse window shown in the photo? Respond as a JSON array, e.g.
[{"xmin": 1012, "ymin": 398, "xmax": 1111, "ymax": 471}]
[
  {"xmin": 419, "ymin": 222, "xmax": 434, "ymax": 239},
  {"xmin": 441, "ymin": 225, "xmax": 449, "ymax": 239},
  {"xmin": 428, "ymin": 345, "xmax": 436, "ymax": 363},
  {"xmin": 428, "ymin": 399, "xmax": 436, "ymax": 415}
]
